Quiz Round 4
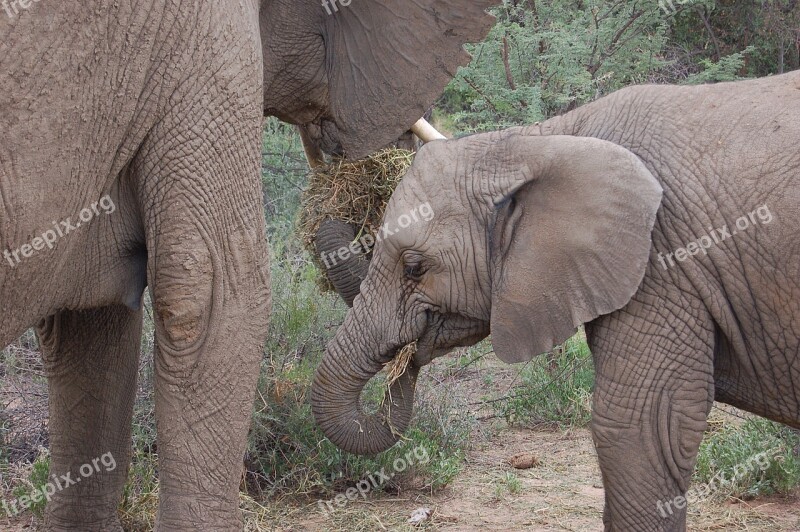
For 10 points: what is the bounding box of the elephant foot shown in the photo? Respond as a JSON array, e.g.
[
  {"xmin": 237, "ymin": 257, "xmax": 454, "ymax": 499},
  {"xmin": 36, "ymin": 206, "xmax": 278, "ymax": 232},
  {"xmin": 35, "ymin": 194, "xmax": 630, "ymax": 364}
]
[
  {"xmin": 156, "ymin": 493, "xmax": 242, "ymax": 532},
  {"xmin": 43, "ymin": 513, "xmax": 123, "ymax": 532}
]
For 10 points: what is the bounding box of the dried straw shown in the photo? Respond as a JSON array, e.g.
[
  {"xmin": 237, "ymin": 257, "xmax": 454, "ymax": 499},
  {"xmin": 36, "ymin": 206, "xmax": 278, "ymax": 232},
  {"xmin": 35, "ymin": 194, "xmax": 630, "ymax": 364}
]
[
  {"xmin": 385, "ymin": 342, "xmax": 417, "ymax": 388},
  {"xmin": 297, "ymin": 148, "xmax": 415, "ymax": 279},
  {"xmin": 382, "ymin": 342, "xmax": 418, "ymax": 439}
]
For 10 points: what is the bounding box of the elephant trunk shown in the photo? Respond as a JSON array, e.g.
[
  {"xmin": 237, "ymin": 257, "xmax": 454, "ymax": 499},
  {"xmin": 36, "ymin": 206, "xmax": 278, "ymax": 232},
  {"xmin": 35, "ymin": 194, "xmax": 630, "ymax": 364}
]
[
  {"xmin": 314, "ymin": 219, "xmax": 370, "ymax": 307},
  {"xmin": 311, "ymin": 304, "xmax": 418, "ymax": 455}
]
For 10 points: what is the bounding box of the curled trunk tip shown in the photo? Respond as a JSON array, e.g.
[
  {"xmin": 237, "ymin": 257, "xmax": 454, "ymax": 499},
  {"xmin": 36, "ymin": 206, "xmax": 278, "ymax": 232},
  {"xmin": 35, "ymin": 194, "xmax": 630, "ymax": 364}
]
[{"xmin": 311, "ymin": 351, "xmax": 419, "ymax": 456}]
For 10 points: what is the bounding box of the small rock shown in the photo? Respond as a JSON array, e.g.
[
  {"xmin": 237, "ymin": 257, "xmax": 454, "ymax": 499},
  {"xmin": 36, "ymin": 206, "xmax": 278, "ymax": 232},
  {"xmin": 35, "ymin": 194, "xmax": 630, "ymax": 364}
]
[{"xmin": 408, "ymin": 507, "xmax": 432, "ymax": 526}]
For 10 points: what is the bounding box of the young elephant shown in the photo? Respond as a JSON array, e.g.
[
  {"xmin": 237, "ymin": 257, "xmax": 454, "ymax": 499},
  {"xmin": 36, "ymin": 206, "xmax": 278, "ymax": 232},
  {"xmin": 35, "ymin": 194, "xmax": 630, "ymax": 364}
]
[{"xmin": 311, "ymin": 71, "xmax": 800, "ymax": 530}]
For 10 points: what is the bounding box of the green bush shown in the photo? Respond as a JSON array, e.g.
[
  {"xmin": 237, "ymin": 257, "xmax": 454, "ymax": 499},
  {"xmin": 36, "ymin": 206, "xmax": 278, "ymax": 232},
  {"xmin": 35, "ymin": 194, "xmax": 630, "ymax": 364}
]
[
  {"xmin": 9, "ymin": 451, "xmax": 49, "ymax": 518},
  {"xmin": 494, "ymin": 332, "xmax": 594, "ymax": 427},
  {"xmin": 694, "ymin": 417, "xmax": 800, "ymax": 500},
  {"xmin": 442, "ymin": 0, "xmax": 671, "ymax": 130}
]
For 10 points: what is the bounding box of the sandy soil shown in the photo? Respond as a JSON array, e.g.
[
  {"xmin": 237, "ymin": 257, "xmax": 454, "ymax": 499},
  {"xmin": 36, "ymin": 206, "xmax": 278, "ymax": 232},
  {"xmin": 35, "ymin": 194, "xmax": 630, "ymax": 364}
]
[
  {"xmin": 266, "ymin": 353, "xmax": 800, "ymax": 532},
  {"xmin": 270, "ymin": 423, "xmax": 800, "ymax": 532}
]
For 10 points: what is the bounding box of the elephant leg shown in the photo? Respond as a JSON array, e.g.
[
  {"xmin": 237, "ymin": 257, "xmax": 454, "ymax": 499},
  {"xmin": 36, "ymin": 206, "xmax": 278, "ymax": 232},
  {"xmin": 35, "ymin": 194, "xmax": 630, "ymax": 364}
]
[
  {"xmin": 145, "ymin": 197, "xmax": 270, "ymax": 531},
  {"xmin": 134, "ymin": 67, "xmax": 269, "ymax": 530},
  {"xmin": 145, "ymin": 216, "xmax": 269, "ymax": 530},
  {"xmin": 38, "ymin": 306, "xmax": 142, "ymax": 531},
  {"xmin": 587, "ymin": 284, "xmax": 715, "ymax": 532}
]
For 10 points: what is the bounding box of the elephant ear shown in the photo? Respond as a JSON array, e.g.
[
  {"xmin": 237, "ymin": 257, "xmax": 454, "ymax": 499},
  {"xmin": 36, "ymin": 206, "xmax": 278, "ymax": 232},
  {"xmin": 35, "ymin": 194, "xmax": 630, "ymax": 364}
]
[
  {"xmin": 328, "ymin": 0, "xmax": 498, "ymax": 158},
  {"xmin": 487, "ymin": 135, "xmax": 663, "ymax": 363}
]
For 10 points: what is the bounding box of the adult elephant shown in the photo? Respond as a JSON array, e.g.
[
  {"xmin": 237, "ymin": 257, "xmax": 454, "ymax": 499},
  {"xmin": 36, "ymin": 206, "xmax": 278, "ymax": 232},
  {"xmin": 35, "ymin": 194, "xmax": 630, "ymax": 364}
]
[
  {"xmin": 0, "ymin": 1, "xmax": 496, "ymax": 530},
  {"xmin": 311, "ymin": 71, "xmax": 800, "ymax": 531}
]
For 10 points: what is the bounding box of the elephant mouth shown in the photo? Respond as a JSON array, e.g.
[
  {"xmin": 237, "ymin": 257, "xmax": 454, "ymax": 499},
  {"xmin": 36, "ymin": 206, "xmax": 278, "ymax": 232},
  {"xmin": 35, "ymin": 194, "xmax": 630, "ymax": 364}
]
[
  {"xmin": 410, "ymin": 314, "xmax": 490, "ymax": 366},
  {"xmin": 300, "ymin": 118, "xmax": 345, "ymax": 157}
]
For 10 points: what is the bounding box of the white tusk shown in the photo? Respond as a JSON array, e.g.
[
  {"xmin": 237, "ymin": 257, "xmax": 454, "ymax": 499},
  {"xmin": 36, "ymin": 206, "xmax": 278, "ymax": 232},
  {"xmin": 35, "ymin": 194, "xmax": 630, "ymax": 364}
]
[
  {"xmin": 297, "ymin": 126, "xmax": 326, "ymax": 169},
  {"xmin": 410, "ymin": 118, "xmax": 447, "ymax": 143}
]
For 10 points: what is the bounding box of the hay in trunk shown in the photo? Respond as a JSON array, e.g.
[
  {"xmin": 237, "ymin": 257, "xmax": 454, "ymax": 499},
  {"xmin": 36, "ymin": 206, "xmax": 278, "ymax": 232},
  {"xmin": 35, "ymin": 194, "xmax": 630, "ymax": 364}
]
[
  {"xmin": 382, "ymin": 342, "xmax": 417, "ymax": 439},
  {"xmin": 385, "ymin": 342, "xmax": 417, "ymax": 388},
  {"xmin": 297, "ymin": 148, "xmax": 415, "ymax": 287}
]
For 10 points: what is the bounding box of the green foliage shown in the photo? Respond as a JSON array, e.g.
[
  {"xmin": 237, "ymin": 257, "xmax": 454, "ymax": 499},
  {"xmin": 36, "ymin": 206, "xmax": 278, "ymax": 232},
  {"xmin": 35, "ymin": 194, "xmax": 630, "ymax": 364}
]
[
  {"xmin": 10, "ymin": 451, "xmax": 49, "ymax": 518},
  {"xmin": 494, "ymin": 332, "xmax": 594, "ymax": 427},
  {"xmin": 441, "ymin": 0, "xmax": 798, "ymax": 133},
  {"xmin": 0, "ymin": 417, "xmax": 8, "ymax": 468},
  {"xmin": 495, "ymin": 471, "xmax": 523, "ymax": 497},
  {"xmin": 694, "ymin": 417, "xmax": 800, "ymax": 500},
  {"xmin": 442, "ymin": 0, "xmax": 671, "ymax": 130},
  {"xmin": 667, "ymin": 0, "xmax": 800, "ymax": 79},
  {"xmin": 683, "ymin": 46, "xmax": 754, "ymax": 84},
  {"xmin": 261, "ymin": 117, "xmax": 310, "ymax": 241}
]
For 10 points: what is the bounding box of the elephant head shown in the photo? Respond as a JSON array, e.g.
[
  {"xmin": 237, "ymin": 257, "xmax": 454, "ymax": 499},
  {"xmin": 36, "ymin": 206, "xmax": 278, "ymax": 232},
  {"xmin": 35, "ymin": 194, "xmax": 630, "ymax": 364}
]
[
  {"xmin": 311, "ymin": 129, "xmax": 663, "ymax": 454},
  {"xmin": 312, "ymin": 110, "xmax": 438, "ymax": 307},
  {"xmin": 260, "ymin": 0, "xmax": 497, "ymax": 161}
]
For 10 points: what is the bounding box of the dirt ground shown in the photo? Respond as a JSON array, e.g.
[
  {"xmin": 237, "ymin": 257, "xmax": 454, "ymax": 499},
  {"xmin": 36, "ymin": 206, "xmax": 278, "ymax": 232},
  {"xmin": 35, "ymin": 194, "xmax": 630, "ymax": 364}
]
[
  {"xmin": 265, "ymin": 424, "xmax": 800, "ymax": 532},
  {"xmin": 260, "ymin": 354, "xmax": 800, "ymax": 532},
  {"xmin": 6, "ymin": 422, "xmax": 800, "ymax": 532},
  {"xmin": 4, "ymin": 351, "xmax": 800, "ymax": 531}
]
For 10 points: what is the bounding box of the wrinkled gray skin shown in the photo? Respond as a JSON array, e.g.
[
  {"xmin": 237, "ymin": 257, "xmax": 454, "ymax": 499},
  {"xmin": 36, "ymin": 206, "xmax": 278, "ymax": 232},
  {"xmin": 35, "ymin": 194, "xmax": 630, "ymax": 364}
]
[
  {"xmin": 315, "ymin": 219, "xmax": 371, "ymax": 306},
  {"xmin": 0, "ymin": 1, "xmax": 496, "ymax": 530},
  {"xmin": 312, "ymin": 71, "xmax": 800, "ymax": 531}
]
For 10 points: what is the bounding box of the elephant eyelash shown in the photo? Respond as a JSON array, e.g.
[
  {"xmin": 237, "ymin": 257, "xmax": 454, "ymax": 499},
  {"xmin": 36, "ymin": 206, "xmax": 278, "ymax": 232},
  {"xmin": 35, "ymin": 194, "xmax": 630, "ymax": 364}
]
[{"xmin": 403, "ymin": 259, "xmax": 426, "ymax": 282}]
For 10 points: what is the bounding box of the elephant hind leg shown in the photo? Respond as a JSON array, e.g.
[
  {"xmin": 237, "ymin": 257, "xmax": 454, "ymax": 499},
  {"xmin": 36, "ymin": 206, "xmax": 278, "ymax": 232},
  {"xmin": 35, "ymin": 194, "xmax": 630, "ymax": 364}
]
[
  {"xmin": 37, "ymin": 305, "xmax": 142, "ymax": 532},
  {"xmin": 587, "ymin": 283, "xmax": 715, "ymax": 531}
]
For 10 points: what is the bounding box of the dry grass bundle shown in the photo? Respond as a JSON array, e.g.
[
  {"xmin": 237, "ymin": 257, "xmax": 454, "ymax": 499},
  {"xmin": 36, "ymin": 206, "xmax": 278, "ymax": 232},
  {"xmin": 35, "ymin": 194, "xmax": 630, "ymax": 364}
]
[
  {"xmin": 297, "ymin": 148, "xmax": 415, "ymax": 274},
  {"xmin": 385, "ymin": 342, "xmax": 417, "ymax": 388},
  {"xmin": 381, "ymin": 342, "xmax": 417, "ymax": 439}
]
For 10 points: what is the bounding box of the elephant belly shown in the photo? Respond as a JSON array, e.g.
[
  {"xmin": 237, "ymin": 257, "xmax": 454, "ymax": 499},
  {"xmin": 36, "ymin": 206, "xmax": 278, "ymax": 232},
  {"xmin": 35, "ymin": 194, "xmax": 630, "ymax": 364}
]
[
  {"xmin": 713, "ymin": 316, "xmax": 800, "ymax": 427},
  {"xmin": 0, "ymin": 170, "xmax": 148, "ymax": 347}
]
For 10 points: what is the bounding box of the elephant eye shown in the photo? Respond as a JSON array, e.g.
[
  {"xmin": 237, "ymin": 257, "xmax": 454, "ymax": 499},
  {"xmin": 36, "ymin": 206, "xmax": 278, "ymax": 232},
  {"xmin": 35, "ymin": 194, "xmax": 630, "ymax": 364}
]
[{"xmin": 403, "ymin": 257, "xmax": 426, "ymax": 282}]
